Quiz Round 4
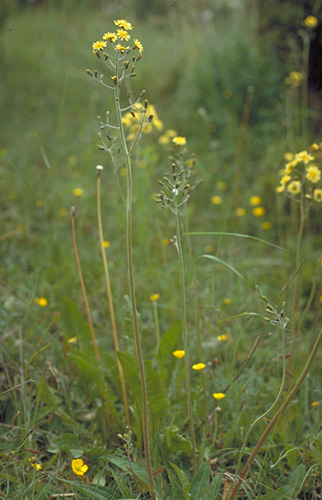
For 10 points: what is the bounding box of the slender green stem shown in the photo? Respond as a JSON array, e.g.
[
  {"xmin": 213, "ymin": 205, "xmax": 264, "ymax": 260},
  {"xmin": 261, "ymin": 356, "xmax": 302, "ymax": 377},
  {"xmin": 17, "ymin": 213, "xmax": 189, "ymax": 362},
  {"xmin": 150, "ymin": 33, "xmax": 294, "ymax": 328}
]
[
  {"xmin": 97, "ymin": 171, "xmax": 130, "ymax": 426},
  {"xmin": 290, "ymin": 202, "xmax": 305, "ymax": 354},
  {"xmin": 114, "ymin": 57, "xmax": 155, "ymax": 499},
  {"xmin": 175, "ymin": 210, "xmax": 197, "ymax": 474},
  {"xmin": 152, "ymin": 301, "xmax": 160, "ymax": 348},
  {"xmin": 228, "ymin": 325, "xmax": 322, "ymax": 500}
]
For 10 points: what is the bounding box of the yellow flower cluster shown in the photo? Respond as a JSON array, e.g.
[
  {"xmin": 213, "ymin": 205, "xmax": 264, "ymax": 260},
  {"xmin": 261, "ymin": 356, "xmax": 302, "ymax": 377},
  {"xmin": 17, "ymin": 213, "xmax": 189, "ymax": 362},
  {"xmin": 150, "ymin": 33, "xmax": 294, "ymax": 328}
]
[
  {"xmin": 122, "ymin": 103, "xmax": 163, "ymax": 140},
  {"xmin": 92, "ymin": 19, "xmax": 143, "ymax": 55},
  {"xmin": 285, "ymin": 71, "xmax": 303, "ymax": 87},
  {"xmin": 277, "ymin": 145, "xmax": 322, "ymax": 203}
]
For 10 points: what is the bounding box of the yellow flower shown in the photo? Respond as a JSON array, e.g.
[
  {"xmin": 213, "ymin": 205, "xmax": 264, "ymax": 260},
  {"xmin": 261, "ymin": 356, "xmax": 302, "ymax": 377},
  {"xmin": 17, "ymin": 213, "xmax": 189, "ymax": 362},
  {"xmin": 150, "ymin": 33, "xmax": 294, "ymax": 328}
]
[
  {"xmin": 92, "ymin": 40, "xmax": 107, "ymax": 52},
  {"xmin": 103, "ymin": 240, "xmax": 111, "ymax": 248},
  {"xmin": 28, "ymin": 458, "xmax": 42, "ymax": 470},
  {"xmin": 311, "ymin": 143, "xmax": 319, "ymax": 151},
  {"xmin": 117, "ymin": 29, "xmax": 131, "ymax": 41},
  {"xmin": 306, "ymin": 165, "xmax": 321, "ymax": 183},
  {"xmin": 217, "ymin": 334, "xmax": 227, "ymax": 341},
  {"xmin": 285, "ymin": 71, "xmax": 303, "ymax": 87},
  {"xmin": 36, "ymin": 297, "xmax": 48, "ymax": 307},
  {"xmin": 71, "ymin": 459, "xmax": 88, "ymax": 476},
  {"xmin": 252, "ymin": 206, "xmax": 266, "ymax": 217},
  {"xmin": 262, "ymin": 221, "xmax": 272, "ymax": 230},
  {"xmin": 67, "ymin": 337, "xmax": 77, "ymax": 344},
  {"xmin": 115, "ymin": 44, "xmax": 130, "ymax": 53},
  {"xmin": 276, "ymin": 184, "xmax": 285, "ymax": 193},
  {"xmin": 213, "ymin": 393, "xmax": 226, "ymax": 400},
  {"xmin": 173, "ymin": 350, "xmax": 185, "ymax": 359},
  {"xmin": 103, "ymin": 32, "xmax": 117, "ymax": 42},
  {"xmin": 163, "ymin": 238, "xmax": 170, "ymax": 246},
  {"xmin": 192, "ymin": 363, "xmax": 206, "ymax": 370},
  {"xmin": 287, "ymin": 180, "xmax": 301, "ymax": 195},
  {"xmin": 223, "ymin": 298, "xmax": 233, "ymax": 305},
  {"xmin": 303, "ymin": 15, "xmax": 318, "ymax": 28},
  {"xmin": 284, "ymin": 152, "xmax": 294, "ymax": 161},
  {"xmin": 311, "ymin": 401, "xmax": 319, "ymax": 407},
  {"xmin": 313, "ymin": 188, "xmax": 322, "ymax": 202},
  {"xmin": 295, "ymin": 150, "xmax": 314, "ymax": 164},
  {"xmin": 235, "ymin": 207, "xmax": 246, "ymax": 217},
  {"xmin": 249, "ymin": 195, "xmax": 262, "ymax": 206},
  {"xmin": 114, "ymin": 19, "xmax": 133, "ymax": 31},
  {"xmin": 149, "ymin": 293, "xmax": 160, "ymax": 302},
  {"xmin": 73, "ymin": 188, "xmax": 84, "ymax": 197},
  {"xmin": 134, "ymin": 38, "xmax": 144, "ymax": 53},
  {"xmin": 216, "ymin": 181, "xmax": 228, "ymax": 190},
  {"xmin": 211, "ymin": 195, "xmax": 222, "ymax": 205},
  {"xmin": 172, "ymin": 136, "xmax": 186, "ymax": 146}
]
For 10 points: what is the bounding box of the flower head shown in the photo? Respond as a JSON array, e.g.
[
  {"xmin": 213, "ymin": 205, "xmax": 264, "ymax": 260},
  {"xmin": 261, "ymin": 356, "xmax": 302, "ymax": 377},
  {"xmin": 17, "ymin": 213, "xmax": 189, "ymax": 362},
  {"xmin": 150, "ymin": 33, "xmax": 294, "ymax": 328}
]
[
  {"xmin": 213, "ymin": 392, "xmax": 226, "ymax": 400},
  {"xmin": 36, "ymin": 297, "xmax": 48, "ymax": 307},
  {"xmin": 252, "ymin": 206, "xmax": 266, "ymax": 217},
  {"xmin": 311, "ymin": 401, "xmax": 319, "ymax": 407},
  {"xmin": 173, "ymin": 350, "xmax": 185, "ymax": 359},
  {"xmin": 103, "ymin": 32, "xmax": 117, "ymax": 42},
  {"xmin": 235, "ymin": 207, "xmax": 246, "ymax": 217},
  {"xmin": 73, "ymin": 188, "xmax": 84, "ymax": 197},
  {"xmin": 172, "ymin": 136, "xmax": 187, "ymax": 146},
  {"xmin": 149, "ymin": 293, "xmax": 160, "ymax": 302},
  {"xmin": 211, "ymin": 195, "xmax": 222, "ymax": 205},
  {"xmin": 28, "ymin": 458, "xmax": 42, "ymax": 470},
  {"xmin": 287, "ymin": 180, "xmax": 301, "ymax": 195},
  {"xmin": 103, "ymin": 240, "xmax": 111, "ymax": 248},
  {"xmin": 115, "ymin": 44, "xmax": 130, "ymax": 53},
  {"xmin": 114, "ymin": 19, "xmax": 133, "ymax": 31},
  {"xmin": 92, "ymin": 40, "xmax": 107, "ymax": 52},
  {"xmin": 134, "ymin": 38, "xmax": 144, "ymax": 53},
  {"xmin": 117, "ymin": 28, "xmax": 131, "ymax": 41},
  {"xmin": 314, "ymin": 188, "xmax": 322, "ymax": 202},
  {"xmin": 303, "ymin": 15, "xmax": 318, "ymax": 28},
  {"xmin": 217, "ymin": 334, "xmax": 227, "ymax": 341},
  {"xmin": 285, "ymin": 71, "xmax": 303, "ymax": 87},
  {"xmin": 72, "ymin": 459, "xmax": 88, "ymax": 476},
  {"xmin": 249, "ymin": 195, "xmax": 262, "ymax": 206},
  {"xmin": 192, "ymin": 363, "xmax": 206, "ymax": 371},
  {"xmin": 306, "ymin": 165, "xmax": 321, "ymax": 183}
]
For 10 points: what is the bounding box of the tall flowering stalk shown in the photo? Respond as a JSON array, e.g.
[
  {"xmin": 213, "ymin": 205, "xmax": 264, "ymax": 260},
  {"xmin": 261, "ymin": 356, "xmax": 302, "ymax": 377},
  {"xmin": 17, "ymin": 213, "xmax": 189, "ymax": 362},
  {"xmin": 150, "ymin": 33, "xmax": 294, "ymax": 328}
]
[
  {"xmin": 155, "ymin": 138, "xmax": 201, "ymax": 474},
  {"xmin": 87, "ymin": 20, "xmax": 155, "ymax": 499}
]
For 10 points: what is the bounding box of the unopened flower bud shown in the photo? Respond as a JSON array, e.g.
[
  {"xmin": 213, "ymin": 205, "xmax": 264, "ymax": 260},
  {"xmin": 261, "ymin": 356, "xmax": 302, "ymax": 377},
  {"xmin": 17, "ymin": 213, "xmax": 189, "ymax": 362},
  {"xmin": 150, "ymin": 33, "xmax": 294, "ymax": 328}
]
[
  {"xmin": 97, "ymin": 145, "xmax": 105, "ymax": 150},
  {"xmin": 94, "ymin": 70, "xmax": 98, "ymax": 78},
  {"xmin": 86, "ymin": 69, "xmax": 93, "ymax": 77},
  {"xmin": 144, "ymin": 99, "xmax": 149, "ymax": 109}
]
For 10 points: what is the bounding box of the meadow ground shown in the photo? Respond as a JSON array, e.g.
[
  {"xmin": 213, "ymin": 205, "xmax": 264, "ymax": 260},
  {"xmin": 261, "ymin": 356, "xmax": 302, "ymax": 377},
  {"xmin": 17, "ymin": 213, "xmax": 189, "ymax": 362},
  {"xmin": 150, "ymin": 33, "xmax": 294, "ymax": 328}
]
[{"xmin": 1, "ymin": 1, "xmax": 322, "ymax": 498}]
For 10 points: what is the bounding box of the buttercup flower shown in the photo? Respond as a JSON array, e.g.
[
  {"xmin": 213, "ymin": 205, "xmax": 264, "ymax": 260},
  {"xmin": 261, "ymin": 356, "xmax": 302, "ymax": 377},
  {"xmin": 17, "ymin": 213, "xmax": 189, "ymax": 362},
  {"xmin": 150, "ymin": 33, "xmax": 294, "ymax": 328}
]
[
  {"xmin": 172, "ymin": 136, "xmax": 187, "ymax": 146},
  {"xmin": 262, "ymin": 221, "xmax": 272, "ymax": 230},
  {"xmin": 213, "ymin": 393, "xmax": 226, "ymax": 400},
  {"xmin": 303, "ymin": 15, "xmax": 318, "ymax": 28},
  {"xmin": 173, "ymin": 350, "xmax": 185, "ymax": 359},
  {"xmin": 36, "ymin": 297, "xmax": 48, "ymax": 307},
  {"xmin": 285, "ymin": 71, "xmax": 303, "ymax": 87},
  {"xmin": 192, "ymin": 363, "xmax": 206, "ymax": 370},
  {"xmin": 71, "ymin": 459, "xmax": 88, "ymax": 476},
  {"xmin": 103, "ymin": 240, "xmax": 111, "ymax": 248},
  {"xmin": 235, "ymin": 207, "xmax": 246, "ymax": 217},
  {"xmin": 306, "ymin": 165, "xmax": 321, "ymax": 183},
  {"xmin": 114, "ymin": 19, "xmax": 133, "ymax": 31},
  {"xmin": 252, "ymin": 206, "xmax": 266, "ymax": 217}
]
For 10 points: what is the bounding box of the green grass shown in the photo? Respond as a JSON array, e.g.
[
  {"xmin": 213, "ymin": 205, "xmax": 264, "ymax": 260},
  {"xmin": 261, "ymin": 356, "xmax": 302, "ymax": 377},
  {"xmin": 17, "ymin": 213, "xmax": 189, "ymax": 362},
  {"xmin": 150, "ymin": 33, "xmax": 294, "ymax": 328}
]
[{"xmin": 1, "ymin": 1, "xmax": 322, "ymax": 499}]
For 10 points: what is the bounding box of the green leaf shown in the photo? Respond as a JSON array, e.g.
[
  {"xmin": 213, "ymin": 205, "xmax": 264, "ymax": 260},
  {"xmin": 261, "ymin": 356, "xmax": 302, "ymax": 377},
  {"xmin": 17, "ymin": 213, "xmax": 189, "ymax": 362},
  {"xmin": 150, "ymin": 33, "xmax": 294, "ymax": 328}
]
[
  {"xmin": 145, "ymin": 360, "xmax": 170, "ymax": 421},
  {"xmin": 169, "ymin": 472, "xmax": 187, "ymax": 500},
  {"xmin": 189, "ymin": 463, "xmax": 210, "ymax": 499},
  {"xmin": 109, "ymin": 469, "xmax": 132, "ymax": 499},
  {"xmin": 257, "ymin": 485, "xmax": 294, "ymax": 500},
  {"xmin": 160, "ymin": 425, "xmax": 193, "ymax": 457},
  {"xmin": 157, "ymin": 320, "xmax": 182, "ymax": 386},
  {"xmin": 286, "ymin": 463, "xmax": 306, "ymax": 495},
  {"xmin": 106, "ymin": 454, "xmax": 150, "ymax": 491},
  {"xmin": 205, "ymin": 474, "xmax": 222, "ymax": 499},
  {"xmin": 47, "ymin": 433, "xmax": 83, "ymax": 458},
  {"xmin": 184, "ymin": 231, "xmax": 287, "ymax": 251},
  {"xmin": 194, "ymin": 254, "xmax": 249, "ymax": 286},
  {"xmin": 37, "ymin": 378, "xmax": 62, "ymax": 410},
  {"xmin": 117, "ymin": 351, "xmax": 142, "ymax": 413},
  {"xmin": 59, "ymin": 299, "xmax": 95, "ymax": 355},
  {"xmin": 169, "ymin": 462, "xmax": 191, "ymax": 496},
  {"xmin": 61, "ymin": 480, "xmax": 127, "ymax": 499}
]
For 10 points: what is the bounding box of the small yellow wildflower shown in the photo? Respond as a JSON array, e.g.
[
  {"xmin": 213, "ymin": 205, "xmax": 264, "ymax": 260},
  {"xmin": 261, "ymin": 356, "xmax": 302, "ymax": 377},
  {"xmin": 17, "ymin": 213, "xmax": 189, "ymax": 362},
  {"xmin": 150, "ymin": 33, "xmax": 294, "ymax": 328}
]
[
  {"xmin": 149, "ymin": 293, "xmax": 160, "ymax": 302},
  {"xmin": 134, "ymin": 38, "xmax": 144, "ymax": 53},
  {"xmin": 213, "ymin": 393, "xmax": 226, "ymax": 400},
  {"xmin": 36, "ymin": 297, "xmax": 48, "ymax": 307},
  {"xmin": 73, "ymin": 188, "xmax": 84, "ymax": 197},
  {"xmin": 163, "ymin": 238, "xmax": 170, "ymax": 246},
  {"xmin": 173, "ymin": 350, "xmax": 185, "ymax": 359},
  {"xmin": 235, "ymin": 207, "xmax": 246, "ymax": 217},
  {"xmin": 172, "ymin": 136, "xmax": 187, "ymax": 146},
  {"xmin": 313, "ymin": 188, "xmax": 322, "ymax": 202},
  {"xmin": 117, "ymin": 28, "xmax": 131, "ymax": 41},
  {"xmin": 103, "ymin": 240, "xmax": 111, "ymax": 248},
  {"xmin": 311, "ymin": 143, "xmax": 319, "ymax": 151},
  {"xmin": 303, "ymin": 15, "xmax": 318, "ymax": 28},
  {"xmin": 67, "ymin": 337, "xmax": 77, "ymax": 344},
  {"xmin": 192, "ymin": 363, "xmax": 206, "ymax": 371},
  {"xmin": 92, "ymin": 40, "xmax": 107, "ymax": 52},
  {"xmin": 311, "ymin": 401, "xmax": 319, "ymax": 407},
  {"xmin": 103, "ymin": 32, "xmax": 117, "ymax": 42},
  {"xmin": 223, "ymin": 298, "xmax": 233, "ymax": 305},
  {"xmin": 28, "ymin": 458, "xmax": 42, "ymax": 470},
  {"xmin": 217, "ymin": 334, "xmax": 227, "ymax": 341},
  {"xmin": 276, "ymin": 184, "xmax": 285, "ymax": 193},
  {"xmin": 71, "ymin": 459, "xmax": 88, "ymax": 476},
  {"xmin": 211, "ymin": 195, "xmax": 222, "ymax": 205},
  {"xmin": 252, "ymin": 206, "xmax": 266, "ymax": 217},
  {"xmin": 115, "ymin": 44, "xmax": 130, "ymax": 53},
  {"xmin": 295, "ymin": 150, "xmax": 314, "ymax": 164},
  {"xmin": 285, "ymin": 71, "xmax": 303, "ymax": 87},
  {"xmin": 287, "ymin": 180, "xmax": 301, "ymax": 195},
  {"xmin": 284, "ymin": 152, "xmax": 294, "ymax": 161},
  {"xmin": 262, "ymin": 221, "xmax": 272, "ymax": 230},
  {"xmin": 114, "ymin": 19, "xmax": 133, "ymax": 31},
  {"xmin": 249, "ymin": 195, "xmax": 262, "ymax": 206},
  {"xmin": 306, "ymin": 165, "xmax": 321, "ymax": 183}
]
